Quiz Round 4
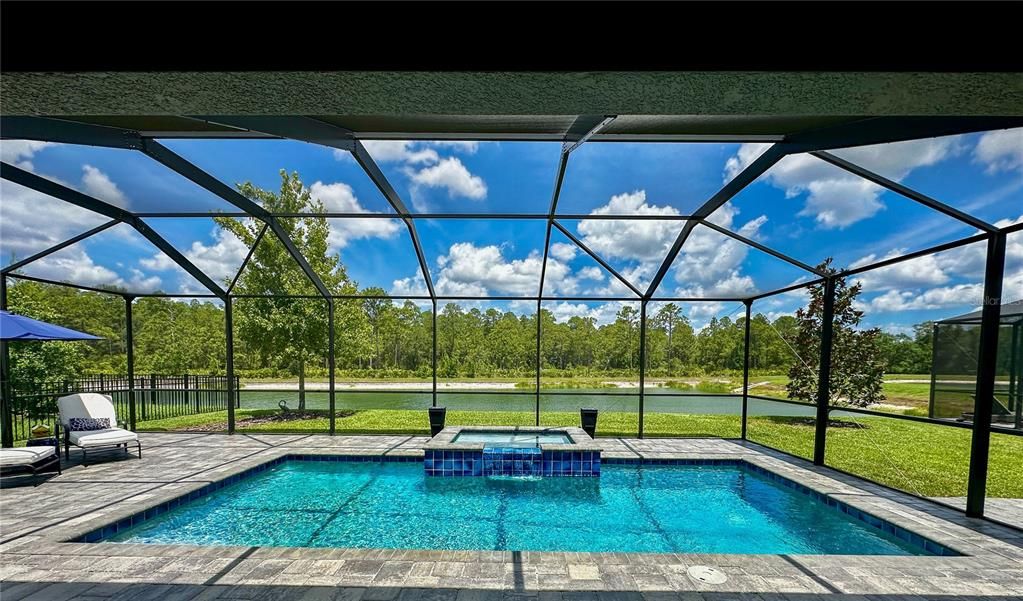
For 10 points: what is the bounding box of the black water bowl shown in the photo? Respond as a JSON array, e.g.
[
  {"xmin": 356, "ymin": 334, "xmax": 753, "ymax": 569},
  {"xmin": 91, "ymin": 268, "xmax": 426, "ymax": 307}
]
[{"xmin": 429, "ymin": 407, "xmax": 447, "ymax": 437}]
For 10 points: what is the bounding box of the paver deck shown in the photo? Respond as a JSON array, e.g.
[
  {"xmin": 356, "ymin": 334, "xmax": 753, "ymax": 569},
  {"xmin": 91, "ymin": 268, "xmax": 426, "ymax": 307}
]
[{"xmin": 2, "ymin": 433, "xmax": 1022, "ymax": 600}]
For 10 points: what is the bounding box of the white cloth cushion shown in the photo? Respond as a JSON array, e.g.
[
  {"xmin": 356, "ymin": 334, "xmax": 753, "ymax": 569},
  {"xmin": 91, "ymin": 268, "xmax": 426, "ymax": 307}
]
[
  {"xmin": 58, "ymin": 393, "xmax": 118, "ymax": 427},
  {"xmin": 0, "ymin": 446, "xmax": 56, "ymax": 466},
  {"xmin": 69, "ymin": 428, "xmax": 137, "ymax": 447}
]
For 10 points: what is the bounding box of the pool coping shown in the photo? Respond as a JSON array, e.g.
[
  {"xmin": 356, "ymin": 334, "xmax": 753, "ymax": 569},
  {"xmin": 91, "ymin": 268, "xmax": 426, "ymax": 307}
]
[
  {"xmin": 67, "ymin": 452, "xmax": 959, "ymax": 557},
  {"xmin": 425, "ymin": 425, "xmax": 599, "ymax": 453}
]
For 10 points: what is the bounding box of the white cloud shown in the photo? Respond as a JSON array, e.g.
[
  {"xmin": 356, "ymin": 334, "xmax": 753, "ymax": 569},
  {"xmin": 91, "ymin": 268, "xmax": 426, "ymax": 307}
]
[
  {"xmin": 408, "ymin": 157, "xmax": 487, "ymax": 200},
  {"xmin": 359, "ymin": 140, "xmax": 439, "ymax": 165},
  {"xmin": 435, "ymin": 242, "xmax": 546, "ymax": 295},
  {"xmin": 81, "ymin": 165, "xmax": 130, "ymax": 209},
  {"xmin": 851, "ymin": 216, "xmax": 1023, "ymax": 315},
  {"xmin": 973, "ymin": 128, "xmax": 1023, "ymax": 174},
  {"xmin": 723, "ymin": 143, "xmax": 771, "ymax": 182},
  {"xmin": 22, "ymin": 246, "xmax": 161, "ymax": 293},
  {"xmin": 578, "ymin": 266, "xmax": 604, "ymax": 281},
  {"xmin": 140, "ymin": 228, "xmax": 251, "ymax": 286},
  {"xmin": 391, "ymin": 241, "xmax": 577, "ymax": 297},
  {"xmin": 850, "ymin": 250, "xmax": 950, "ymax": 290},
  {"xmin": 549, "ymin": 242, "xmax": 577, "ymax": 262},
  {"xmin": 354, "ymin": 140, "xmax": 480, "ymax": 165},
  {"xmin": 344, "ymin": 140, "xmax": 488, "ymax": 211},
  {"xmin": 723, "ymin": 137, "xmax": 962, "ymax": 229},
  {"xmin": 577, "ymin": 190, "xmax": 682, "ymax": 263},
  {"xmin": 0, "ymin": 180, "xmax": 108, "ymax": 262},
  {"xmin": 309, "ymin": 181, "xmax": 401, "ymax": 250},
  {"xmin": 1, "ymin": 140, "xmax": 55, "ymax": 172},
  {"xmin": 858, "ymin": 284, "xmax": 985, "ymax": 313}
]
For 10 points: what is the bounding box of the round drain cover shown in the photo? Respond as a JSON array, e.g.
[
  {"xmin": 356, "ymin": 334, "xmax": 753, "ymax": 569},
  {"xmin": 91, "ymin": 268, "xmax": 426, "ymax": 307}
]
[{"xmin": 687, "ymin": 566, "xmax": 727, "ymax": 585}]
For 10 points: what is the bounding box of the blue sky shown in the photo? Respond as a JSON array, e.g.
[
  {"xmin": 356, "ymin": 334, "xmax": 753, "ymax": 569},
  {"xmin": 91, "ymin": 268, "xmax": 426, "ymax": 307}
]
[{"xmin": 1, "ymin": 129, "xmax": 1020, "ymax": 332}]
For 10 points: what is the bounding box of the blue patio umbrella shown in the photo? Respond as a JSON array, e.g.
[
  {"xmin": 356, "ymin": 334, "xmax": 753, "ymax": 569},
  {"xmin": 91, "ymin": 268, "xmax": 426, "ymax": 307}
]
[
  {"xmin": 0, "ymin": 310, "xmax": 101, "ymax": 341},
  {"xmin": 1, "ymin": 310, "xmax": 101, "ymax": 446}
]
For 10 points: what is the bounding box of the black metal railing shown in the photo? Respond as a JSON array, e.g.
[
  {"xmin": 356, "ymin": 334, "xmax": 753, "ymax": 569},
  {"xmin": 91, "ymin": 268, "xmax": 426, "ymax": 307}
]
[{"xmin": 3, "ymin": 374, "xmax": 239, "ymax": 442}]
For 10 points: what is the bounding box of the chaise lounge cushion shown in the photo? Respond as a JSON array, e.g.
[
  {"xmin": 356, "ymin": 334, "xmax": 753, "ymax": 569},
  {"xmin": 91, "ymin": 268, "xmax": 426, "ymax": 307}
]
[
  {"xmin": 58, "ymin": 393, "xmax": 118, "ymax": 427},
  {"xmin": 0, "ymin": 446, "xmax": 56, "ymax": 467},
  {"xmin": 69, "ymin": 428, "xmax": 138, "ymax": 447}
]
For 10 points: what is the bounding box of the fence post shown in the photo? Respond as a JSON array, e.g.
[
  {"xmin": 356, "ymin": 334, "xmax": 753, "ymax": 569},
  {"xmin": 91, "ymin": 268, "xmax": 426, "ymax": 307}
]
[
  {"xmin": 147, "ymin": 374, "xmax": 155, "ymax": 421},
  {"xmin": 813, "ymin": 277, "xmax": 836, "ymax": 466},
  {"xmin": 125, "ymin": 295, "xmax": 137, "ymax": 431},
  {"xmin": 0, "ymin": 274, "xmax": 13, "ymax": 447},
  {"xmin": 966, "ymin": 232, "xmax": 1006, "ymax": 517}
]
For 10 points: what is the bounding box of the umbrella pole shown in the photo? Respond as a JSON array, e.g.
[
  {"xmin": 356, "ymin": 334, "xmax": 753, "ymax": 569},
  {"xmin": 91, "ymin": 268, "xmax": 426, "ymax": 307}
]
[{"xmin": 1, "ymin": 275, "xmax": 13, "ymax": 448}]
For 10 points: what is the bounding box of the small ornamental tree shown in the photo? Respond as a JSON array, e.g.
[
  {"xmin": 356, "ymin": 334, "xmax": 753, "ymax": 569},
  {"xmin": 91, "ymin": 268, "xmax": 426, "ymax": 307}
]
[{"xmin": 786, "ymin": 259, "xmax": 885, "ymax": 409}]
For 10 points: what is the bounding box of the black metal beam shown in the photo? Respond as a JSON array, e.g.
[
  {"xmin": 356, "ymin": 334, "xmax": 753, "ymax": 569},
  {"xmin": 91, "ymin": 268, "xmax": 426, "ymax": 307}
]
[
  {"xmin": 349, "ymin": 141, "xmax": 436, "ymax": 298},
  {"xmin": 225, "ymin": 296, "xmax": 235, "ymax": 434},
  {"xmin": 538, "ymin": 154, "xmax": 570, "ymax": 299},
  {"xmin": 540, "ymin": 116, "xmax": 615, "ymax": 299},
  {"xmin": 645, "ymin": 144, "xmax": 789, "ymax": 298},
  {"xmin": 191, "ymin": 116, "xmax": 357, "ymax": 151},
  {"xmin": 124, "ymin": 296, "xmax": 137, "ymax": 431},
  {"xmin": 638, "ymin": 299, "xmax": 647, "ymax": 438},
  {"xmin": 227, "ymin": 224, "xmax": 268, "ymax": 294},
  {"xmin": 136, "ymin": 212, "xmax": 696, "ymax": 220},
  {"xmin": 741, "ymin": 300, "xmax": 752, "ymax": 440},
  {"xmin": 552, "ymin": 221, "xmax": 643, "ymax": 298},
  {"xmin": 0, "ymin": 116, "xmax": 139, "ymax": 149},
  {"xmin": 138, "ymin": 140, "xmax": 332, "ymax": 300},
  {"xmin": 0, "ymin": 275, "xmax": 11, "ymax": 447},
  {"xmin": 535, "ymin": 299, "xmax": 542, "ymax": 426},
  {"xmin": 1, "ymin": 162, "xmax": 227, "ymax": 299},
  {"xmin": 966, "ymin": 232, "xmax": 1007, "ymax": 517},
  {"xmin": 328, "ymin": 302, "xmax": 336, "ymax": 435},
  {"xmin": 1, "ymin": 220, "xmax": 119, "ymax": 275},
  {"xmin": 812, "ymin": 151, "xmax": 997, "ymax": 233},
  {"xmin": 813, "ymin": 277, "xmax": 836, "ymax": 465},
  {"xmin": 785, "ymin": 117, "xmax": 1023, "ymax": 153},
  {"xmin": 696, "ymin": 220, "xmax": 824, "ymax": 276},
  {"xmin": 431, "ymin": 299, "xmax": 438, "ymax": 408}
]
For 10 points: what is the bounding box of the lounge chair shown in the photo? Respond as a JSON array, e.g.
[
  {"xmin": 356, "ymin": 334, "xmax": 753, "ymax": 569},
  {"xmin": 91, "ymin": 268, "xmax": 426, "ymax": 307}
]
[
  {"xmin": 0, "ymin": 445, "xmax": 61, "ymax": 478},
  {"xmin": 57, "ymin": 393, "xmax": 141, "ymax": 463}
]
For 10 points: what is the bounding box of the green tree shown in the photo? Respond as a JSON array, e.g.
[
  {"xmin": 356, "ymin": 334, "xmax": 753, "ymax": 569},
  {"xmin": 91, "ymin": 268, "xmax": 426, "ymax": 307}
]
[
  {"xmin": 215, "ymin": 171, "xmax": 360, "ymax": 409},
  {"xmin": 786, "ymin": 259, "xmax": 885, "ymax": 408}
]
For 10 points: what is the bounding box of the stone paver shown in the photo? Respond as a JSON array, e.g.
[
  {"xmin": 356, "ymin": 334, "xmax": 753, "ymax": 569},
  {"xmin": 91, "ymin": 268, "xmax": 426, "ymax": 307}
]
[{"xmin": 1, "ymin": 433, "xmax": 1022, "ymax": 600}]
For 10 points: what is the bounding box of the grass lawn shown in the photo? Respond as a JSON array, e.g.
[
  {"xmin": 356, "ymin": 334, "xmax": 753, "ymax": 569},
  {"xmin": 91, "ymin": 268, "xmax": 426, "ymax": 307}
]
[{"xmin": 137, "ymin": 409, "xmax": 1023, "ymax": 498}]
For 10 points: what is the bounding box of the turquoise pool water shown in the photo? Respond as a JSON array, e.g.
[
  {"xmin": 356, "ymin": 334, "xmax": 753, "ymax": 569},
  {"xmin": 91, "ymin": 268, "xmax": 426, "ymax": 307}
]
[
  {"xmin": 106, "ymin": 461, "xmax": 931, "ymax": 555},
  {"xmin": 452, "ymin": 430, "xmax": 572, "ymax": 446}
]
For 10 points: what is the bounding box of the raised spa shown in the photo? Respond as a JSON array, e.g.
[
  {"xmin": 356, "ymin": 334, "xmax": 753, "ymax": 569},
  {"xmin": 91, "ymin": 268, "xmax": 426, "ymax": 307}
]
[{"xmin": 451, "ymin": 430, "xmax": 573, "ymax": 446}]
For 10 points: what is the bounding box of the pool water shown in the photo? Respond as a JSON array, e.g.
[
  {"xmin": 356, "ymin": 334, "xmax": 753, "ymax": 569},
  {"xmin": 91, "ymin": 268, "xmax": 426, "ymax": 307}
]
[
  {"xmin": 452, "ymin": 430, "xmax": 573, "ymax": 446},
  {"xmin": 106, "ymin": 461, "xmax": 932, "ymax": 555}
]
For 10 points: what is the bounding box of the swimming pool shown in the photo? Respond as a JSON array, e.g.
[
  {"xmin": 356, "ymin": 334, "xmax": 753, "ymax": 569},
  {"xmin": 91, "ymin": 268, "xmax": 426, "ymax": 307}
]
[
  {"xmin": 95, "ymin": 458, "xmax": 949, "ymax": 555},
  {"xmin": 451, "ymin": 430, "xmax": 573, "ymax": 446}
]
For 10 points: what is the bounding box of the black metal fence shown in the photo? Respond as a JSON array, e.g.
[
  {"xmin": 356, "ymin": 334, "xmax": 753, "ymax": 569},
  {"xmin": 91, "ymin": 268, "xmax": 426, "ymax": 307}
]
[{"xmin": 4, "ymin": 374, "xmax": 240, "ymax": 442}]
